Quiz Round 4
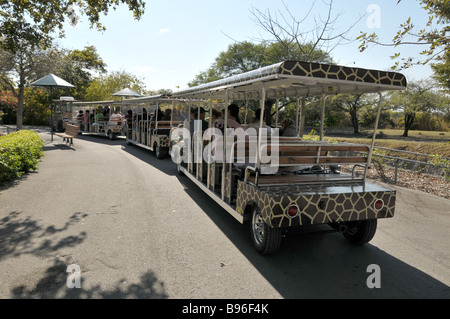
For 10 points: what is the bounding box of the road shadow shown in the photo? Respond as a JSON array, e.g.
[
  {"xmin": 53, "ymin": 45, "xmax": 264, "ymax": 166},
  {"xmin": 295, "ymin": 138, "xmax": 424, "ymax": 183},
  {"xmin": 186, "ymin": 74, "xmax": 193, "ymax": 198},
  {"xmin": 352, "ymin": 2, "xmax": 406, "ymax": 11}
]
[
  {"xmin": 1, "ymin": 210, "xmax": 168, "ymax": 299},
  {"xmin": 42, "ymin": 144, "xmax": 76, "ymax": 152},
  {"xmin": 11, "ymin": 260, "xmax": 168, "ymax": 299},
  {"xmin": 0, "ymin": 211, "xmax": 88, "ymax": 261},
  {"xmin": 134, "ymin": 154, "xmax": 450, "ymax": 299}
]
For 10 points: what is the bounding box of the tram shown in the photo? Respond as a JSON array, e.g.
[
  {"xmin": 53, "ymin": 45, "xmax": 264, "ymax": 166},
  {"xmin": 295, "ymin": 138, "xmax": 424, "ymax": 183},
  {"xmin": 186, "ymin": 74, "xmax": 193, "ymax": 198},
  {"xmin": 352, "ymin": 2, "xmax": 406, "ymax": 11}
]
[
  {"xmin": 68, "ymin": 60, "xmax": 407, "ymax": 255},
  {"xmin": 169, "ymin": 60, "xmax": 407, "ymax": 254},
  {"xmin": 52, "ymin": 96, "xmax": 75, "ymax": 132},
  {"xmin": 72, "ymin": 100, "xmax": 125, "ymax": 140},
  {"xmin": 121, "ymin": 94, "xmax": 184, "ymax": 159}
]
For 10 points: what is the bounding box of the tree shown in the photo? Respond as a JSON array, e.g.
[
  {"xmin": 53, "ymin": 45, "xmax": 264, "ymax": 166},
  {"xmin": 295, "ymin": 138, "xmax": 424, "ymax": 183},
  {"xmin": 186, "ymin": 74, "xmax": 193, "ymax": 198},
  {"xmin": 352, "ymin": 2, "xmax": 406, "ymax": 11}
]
[
  {"xmin": 389, "ymin": 79, "xmax": 447, "ymax": 137},
  {"xmin": 0, "ymin": 44, "xmax": 107, "ymax": 127},
  {"xmin": 0, "ymin": 0, "xmax": 145, "ymax": 128},
  {"xmin": 41, "ymin": 45, "xmax": 108, "ymax": 100},
  {"xmin": 249, "ymin": 0, "xmax": 360, "ymax": 63},
  {"xmin": 0, "ymin": 41, "xmax": 47, "ymax": 129},
  {"xmin": 189, "ymin": 41, "xmax": 333, "ymax": 125},
  {"xmin": 0, "ymin": 1, "xmax": 145, "ymax": 51},
  {"xmin": 85, "ymin": 70, "xmax": 147, "ymax": 101},
  {"xmin": 328, "ymin": 94, "xmax": 378, "ymax": 135},
  {"xmin": 357, "ymin": 0, "xmax": 449, "ymax": 91}
]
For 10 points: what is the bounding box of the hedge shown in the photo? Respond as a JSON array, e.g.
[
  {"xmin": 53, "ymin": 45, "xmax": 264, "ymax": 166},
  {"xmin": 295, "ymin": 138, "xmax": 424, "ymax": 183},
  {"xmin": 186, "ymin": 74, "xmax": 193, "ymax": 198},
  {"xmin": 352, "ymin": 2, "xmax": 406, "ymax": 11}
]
[{"xmin": 0, "ymin": 130, "xmax": 44, "ymax": 184}]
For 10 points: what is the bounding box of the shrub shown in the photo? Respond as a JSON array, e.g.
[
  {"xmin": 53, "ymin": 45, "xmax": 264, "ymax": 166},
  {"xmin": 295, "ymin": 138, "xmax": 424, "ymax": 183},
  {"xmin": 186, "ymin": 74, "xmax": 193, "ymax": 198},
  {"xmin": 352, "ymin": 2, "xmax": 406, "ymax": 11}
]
[{"xmin": 0, "ymin": 130, "xmax": 44, "ymax": 184}]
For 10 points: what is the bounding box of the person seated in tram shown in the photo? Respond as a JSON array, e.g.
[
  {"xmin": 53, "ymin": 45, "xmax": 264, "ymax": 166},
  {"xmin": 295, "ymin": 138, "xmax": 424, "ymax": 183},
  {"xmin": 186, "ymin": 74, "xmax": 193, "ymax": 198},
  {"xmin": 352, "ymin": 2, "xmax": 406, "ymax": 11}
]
[
  {"xmin": 161, "ymin": 109, "xmax": 172, "ymax": 121},
  {"xmin": 103, "ymin": 107, "xmax": 110, "ymax": 121},
  {"xmin": 190, "ymin": 107, "xmax": 209, "ymax": 137},
  {"xmin": 210, "ymin": 109, "xmax": 221, "ymax": 124},
  {"xmin": 110, "ymin": 109, "xmax": 122, "ymax": 123},
  {"xmin": 246, "ymin": 108, "xmax": 271, "ymax": 130},
  {"xmin": 83, "ymin": 110, "xmax": 90, "ymax": 132},
  {"xmin": 212, "ymin": 104, "xmax": 243, "ymax": 133},
  {"xmin": 280, "ymin": 118, "xmax": 298, "ymax": 137},
  {"xmin": 76, "ymin": 110, "xmax": 84, "ymax": 129}
]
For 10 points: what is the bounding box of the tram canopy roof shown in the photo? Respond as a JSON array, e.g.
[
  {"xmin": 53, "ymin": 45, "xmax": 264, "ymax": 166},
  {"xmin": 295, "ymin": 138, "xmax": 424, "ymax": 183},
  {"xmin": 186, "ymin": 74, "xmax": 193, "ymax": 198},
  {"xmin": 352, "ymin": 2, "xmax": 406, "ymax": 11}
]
[{"xmin": 172, "ymin": 61, "xmax": 407, "ymax": 100}]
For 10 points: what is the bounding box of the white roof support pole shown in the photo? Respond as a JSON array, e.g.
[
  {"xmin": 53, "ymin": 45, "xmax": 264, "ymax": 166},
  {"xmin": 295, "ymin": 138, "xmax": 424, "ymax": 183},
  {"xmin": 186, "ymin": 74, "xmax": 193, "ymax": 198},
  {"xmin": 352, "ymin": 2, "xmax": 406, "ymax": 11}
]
[
  {"xmin": 275, "ymin": 98, "xmax": 279, "ymax": 128},
  {"xmin": 320, "ymin": 95, "xmax": 326, "ymax": 141},
  {"xmin": 367, "ymin": 91, "xmax": 384, "ymax": 172},
  {"xmin": 256, "ymin": 85, "xmax": 266, "ymax": 173},
  {"xmin": 207, "ymin": 94, "xmax": 213, "ymax": 189},
  {"xmin": 299, "ymin": 97, "xmax": 306, "ymax": 138},
  {"xmin": 221, "ymin": 90, "xmax": 229, "ymax": 201}
]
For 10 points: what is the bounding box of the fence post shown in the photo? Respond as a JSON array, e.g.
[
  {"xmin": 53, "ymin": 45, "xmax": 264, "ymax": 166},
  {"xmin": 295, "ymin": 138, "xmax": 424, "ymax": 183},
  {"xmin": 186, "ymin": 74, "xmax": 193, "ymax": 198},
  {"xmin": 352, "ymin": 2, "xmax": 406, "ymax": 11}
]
[{"xmin": 394, "ymin": 159, "xmax": 399, "ymax": 185}]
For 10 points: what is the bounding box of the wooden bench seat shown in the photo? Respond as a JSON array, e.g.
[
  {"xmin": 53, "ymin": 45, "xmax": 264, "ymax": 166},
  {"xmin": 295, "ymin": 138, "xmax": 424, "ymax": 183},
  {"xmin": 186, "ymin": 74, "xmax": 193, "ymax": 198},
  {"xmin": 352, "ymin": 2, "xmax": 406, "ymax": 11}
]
[{"xmin": 55, "ymin": 124, "xmax": 80, "ymax": 146}]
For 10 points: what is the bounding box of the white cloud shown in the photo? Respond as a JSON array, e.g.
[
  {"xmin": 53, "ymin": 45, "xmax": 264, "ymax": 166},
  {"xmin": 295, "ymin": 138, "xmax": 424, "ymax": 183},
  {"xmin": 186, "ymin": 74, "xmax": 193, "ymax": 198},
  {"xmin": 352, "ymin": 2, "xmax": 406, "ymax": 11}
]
[{"xmin": 154, "ymin": 28, "xmax": 170, "ymax": 35}]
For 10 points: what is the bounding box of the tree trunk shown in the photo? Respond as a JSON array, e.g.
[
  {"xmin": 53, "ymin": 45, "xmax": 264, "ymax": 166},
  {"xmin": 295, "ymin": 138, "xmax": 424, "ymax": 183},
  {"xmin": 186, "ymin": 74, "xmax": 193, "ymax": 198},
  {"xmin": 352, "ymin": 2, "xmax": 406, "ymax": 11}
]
[
  {"xmin": 16, "ymin": 84, "xmax": 24, "ymax": 130},
  {"xmin": 351, "ymin": 109, "xmax": 359, "ymax": 135},
  {"xmin": 402, "ymin": 113, "xmax": 415, "ymax": 137}
]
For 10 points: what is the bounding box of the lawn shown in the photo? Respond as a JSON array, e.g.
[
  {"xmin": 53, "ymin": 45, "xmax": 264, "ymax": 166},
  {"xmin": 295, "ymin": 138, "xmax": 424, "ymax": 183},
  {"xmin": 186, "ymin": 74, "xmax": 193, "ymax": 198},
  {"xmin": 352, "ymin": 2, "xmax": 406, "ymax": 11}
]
[{"xmin": 323, "ymin": 129, "xmax": 450, "ymax": 158}]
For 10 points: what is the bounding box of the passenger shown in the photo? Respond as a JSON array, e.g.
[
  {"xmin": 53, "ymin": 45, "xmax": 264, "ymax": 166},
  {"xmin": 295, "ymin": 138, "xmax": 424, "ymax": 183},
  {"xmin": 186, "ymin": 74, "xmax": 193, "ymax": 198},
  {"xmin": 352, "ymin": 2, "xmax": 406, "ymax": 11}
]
[
  {"xmin": 246, "ymin": 109, "xmax": 271, "ymax": 129},
  {"xmin": 281, "ymin": 118, "xmax": 298, "ymax": 137},
  {"xmin": 210, "ymin": 109, "xmax": 221, "ymax": 124},
  {"xmin": 161, "ymin": 109, "xmax": 172, "ymax": 121},
  {"xmin": 126, "ymin": 110, "xmax": 133, "ymax": 135},
  {"xmin": 212, "ymin": 104, "xmax": 243, "ymax": 133},
  {"xmin": 76, "ymin": 110, "xmax": 84, "ymax": 130},
  {"xmin": 157, "ymin": 109, "xmax": 164, "ymax": 121},
  {"xmin": 110, "ymin": 109, "xmax": 122, "ymax": 122},
  {"xmin": 103, "ymin": 107, "xmax": 110, "ymax": 120},
  {"xmin": 95, "ymin": 109, "xmax": 103, "ymax": 122},
  {"xmin": 190, "ymin": 107, "xmax": 208, "ymax": 136},
  {"xmin": 183, "ymin": 107, "xmax": 195, "ymax": 132},
  {"xmin": 83, "ymin": 110, "xmax": 90, "ymax": 132},
  {"xmin": 76, "ymin": 110, "xmax": 84, "ymax": 121}
]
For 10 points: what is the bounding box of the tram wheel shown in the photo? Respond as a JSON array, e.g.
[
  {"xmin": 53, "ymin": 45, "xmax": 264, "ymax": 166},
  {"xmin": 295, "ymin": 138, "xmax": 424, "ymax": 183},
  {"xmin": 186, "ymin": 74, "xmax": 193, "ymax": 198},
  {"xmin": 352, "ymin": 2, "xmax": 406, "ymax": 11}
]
[
  {"xmin": 250, "ymin": 207, "xmax": 282, "ymax": 255},
  {"xmin": 155, "ymin": 146, "xmax": 167, "ymax": 159},
  {"xmin": 342, "ymin": 219, "xmax": 377, "ymax": 245}
]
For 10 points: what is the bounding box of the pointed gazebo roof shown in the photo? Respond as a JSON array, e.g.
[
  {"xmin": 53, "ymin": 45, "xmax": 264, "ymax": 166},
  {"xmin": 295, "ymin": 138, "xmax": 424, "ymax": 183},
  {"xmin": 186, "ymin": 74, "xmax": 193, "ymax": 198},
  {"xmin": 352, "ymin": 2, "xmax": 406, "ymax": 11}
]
[
  {"xmin": 30, "ymin": 73, "xmax": 75, "ymax": 88},
  {"xmin": 112, "ymin": 88, "xmax": 142, "ymax": 98}
]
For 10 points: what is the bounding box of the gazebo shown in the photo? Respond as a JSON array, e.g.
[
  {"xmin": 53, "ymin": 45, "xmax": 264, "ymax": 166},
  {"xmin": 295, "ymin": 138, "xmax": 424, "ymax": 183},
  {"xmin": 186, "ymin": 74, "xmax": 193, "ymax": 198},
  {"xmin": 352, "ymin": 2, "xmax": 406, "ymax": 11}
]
[{"xmin": 30, "ymin": 74, "xmax": 74, "ymax": 142}]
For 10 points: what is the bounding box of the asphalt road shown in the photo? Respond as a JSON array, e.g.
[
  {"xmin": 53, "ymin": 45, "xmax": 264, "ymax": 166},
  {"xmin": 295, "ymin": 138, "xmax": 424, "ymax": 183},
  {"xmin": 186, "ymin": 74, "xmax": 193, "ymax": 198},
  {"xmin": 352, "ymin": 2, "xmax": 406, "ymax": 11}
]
[{"xmin": 0, "ymin": 132, "xmax": 449, "ymax": 299}]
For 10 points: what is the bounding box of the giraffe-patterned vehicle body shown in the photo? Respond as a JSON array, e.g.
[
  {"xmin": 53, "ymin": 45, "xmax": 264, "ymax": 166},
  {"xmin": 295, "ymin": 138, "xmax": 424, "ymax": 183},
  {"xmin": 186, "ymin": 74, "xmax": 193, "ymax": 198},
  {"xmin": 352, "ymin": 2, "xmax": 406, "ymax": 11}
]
[{"xmin": 174, "ymin": 61, "xmax": 406, "ymax": 254}]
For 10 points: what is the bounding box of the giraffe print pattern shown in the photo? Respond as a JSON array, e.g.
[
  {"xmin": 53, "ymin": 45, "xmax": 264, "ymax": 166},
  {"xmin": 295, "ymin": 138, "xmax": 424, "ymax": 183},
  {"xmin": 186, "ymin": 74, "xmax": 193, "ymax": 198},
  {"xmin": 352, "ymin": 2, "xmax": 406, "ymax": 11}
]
[
  {"xmin": 236, "ymin": 180, "xmax": 396, "ymax": 228},
  {"xmin": 174, "ymin": 61, "xmax": 407, "ymax": 97}
]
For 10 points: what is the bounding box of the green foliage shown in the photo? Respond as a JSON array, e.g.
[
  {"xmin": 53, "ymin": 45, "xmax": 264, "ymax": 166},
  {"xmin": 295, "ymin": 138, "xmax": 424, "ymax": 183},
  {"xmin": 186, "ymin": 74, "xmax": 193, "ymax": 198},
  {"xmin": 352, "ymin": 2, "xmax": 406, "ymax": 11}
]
[
  {"xmin": 357, "ymin": 0, "xmax": 449, "ymax": 90},
  {"xmin": 23, "ymin": 89, "xmax": 50, "ymax": 126},
  {"xmin": 302, "ymin": 129, "xmax": 320, "ymax": 141},
  {"xmin": 430, "ymin": 154, "xmax": 450, "ymax": 180},
  {"xmin": 85, "ymin": 70, "xmax": 147, "ymax": 101},
  {"xmin": 0, "ymin": 1, "xmax": 146, "ymax": 51},
  {"xmin": 0, "ymin": 130, "xmax": 44, "ymax": 184}
]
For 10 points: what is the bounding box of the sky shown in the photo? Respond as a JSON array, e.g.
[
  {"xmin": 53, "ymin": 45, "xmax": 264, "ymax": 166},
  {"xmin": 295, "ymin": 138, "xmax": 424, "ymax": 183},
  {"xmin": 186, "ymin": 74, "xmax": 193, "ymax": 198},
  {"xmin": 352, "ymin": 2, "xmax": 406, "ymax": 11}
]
[{"xmin": 58, "ymin": 0, "xmax": 435, "ymax": 92}]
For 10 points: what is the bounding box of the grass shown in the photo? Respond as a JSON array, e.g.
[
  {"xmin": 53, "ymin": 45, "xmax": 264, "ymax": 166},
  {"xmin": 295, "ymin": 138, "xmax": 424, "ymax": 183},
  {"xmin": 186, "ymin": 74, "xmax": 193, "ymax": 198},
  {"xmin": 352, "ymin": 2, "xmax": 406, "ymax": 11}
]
[{"xmin": 323, "ymin": 129, "xmax": 450, "ymax": 158}]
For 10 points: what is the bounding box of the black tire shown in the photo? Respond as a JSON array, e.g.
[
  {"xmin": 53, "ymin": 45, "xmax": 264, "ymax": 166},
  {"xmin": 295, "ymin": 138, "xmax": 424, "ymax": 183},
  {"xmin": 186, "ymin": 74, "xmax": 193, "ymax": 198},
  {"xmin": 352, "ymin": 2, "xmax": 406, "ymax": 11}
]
[
  {"xmin": 108, "ymin": 130, "xmax": 114, "ymax": 140},
  {"xmin": 250, "ymin": 207, "xmax": 282, "ymax": 255},
  {"xmin": 156, "ymin": 146, "xmax": 167, "ymax": 159},
  {"xmin": 343, "ymin": 219, "xmax": 377, "ymax": 245}
]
